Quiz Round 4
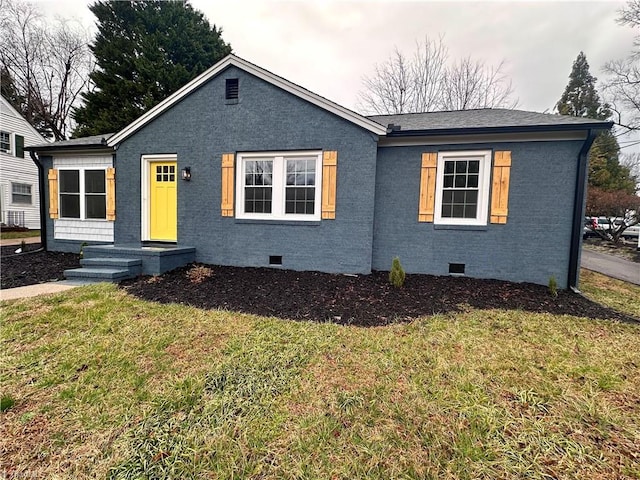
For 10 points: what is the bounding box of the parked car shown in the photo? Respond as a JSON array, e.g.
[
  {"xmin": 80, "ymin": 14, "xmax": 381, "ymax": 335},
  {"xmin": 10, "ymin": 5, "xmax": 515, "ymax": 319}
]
[{"xmin": 583, "ymin": 216, "xmax": 610, "ymax": 239}]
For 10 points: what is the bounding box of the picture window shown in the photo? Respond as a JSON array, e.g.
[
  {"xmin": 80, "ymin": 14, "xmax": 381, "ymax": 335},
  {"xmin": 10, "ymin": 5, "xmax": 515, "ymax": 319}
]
[{"xmin": 59, "ymin": 169, "xmax": 107, "ymax": 220}]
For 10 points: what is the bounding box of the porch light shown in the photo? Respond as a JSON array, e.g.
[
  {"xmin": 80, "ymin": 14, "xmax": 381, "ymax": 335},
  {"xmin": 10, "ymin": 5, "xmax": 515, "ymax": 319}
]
[{"xmin": 181, "ymin": 167, "xmax": 191, "ymax": 181}]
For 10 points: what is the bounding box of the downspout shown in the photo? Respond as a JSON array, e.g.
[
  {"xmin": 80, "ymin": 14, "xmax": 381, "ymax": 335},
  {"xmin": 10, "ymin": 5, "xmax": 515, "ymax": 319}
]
[
  {"xmin": 568, "ymin": 129, "xmax": 597, "ymax": 291},
  {"xmin": 29, "ymin": 150, "xmax": 47, "ymax": 251}
]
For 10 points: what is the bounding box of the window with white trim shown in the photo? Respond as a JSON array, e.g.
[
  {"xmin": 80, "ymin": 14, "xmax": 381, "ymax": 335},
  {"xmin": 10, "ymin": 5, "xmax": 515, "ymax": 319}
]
[
  {"xmin": 11, "ymin": 183, "xmax": 32, "ymax": 204},
  {"xmin": 236, "ymin": 151, "xmax": 322, "ymax": 221},
  {"xmin": 59, "ymin": 169, "xmax": 107, "ymax": 219},
  {"xmin": 434, "ymin": 150, "xmax": 492, "ymax": 226},
  {"xmin": 0, "ymin": 131, "xmax": 10, "ymax": 153}
]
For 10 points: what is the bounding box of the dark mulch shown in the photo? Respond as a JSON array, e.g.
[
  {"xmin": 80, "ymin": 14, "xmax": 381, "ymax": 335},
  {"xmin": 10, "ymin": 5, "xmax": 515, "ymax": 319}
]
[
  {"xmin": 1, "ymin": 244, "xmax": 80, "ymax": 289},
  {"xmin": 120, "ymin": 264, "xmax": 638, "ymax": 327}
]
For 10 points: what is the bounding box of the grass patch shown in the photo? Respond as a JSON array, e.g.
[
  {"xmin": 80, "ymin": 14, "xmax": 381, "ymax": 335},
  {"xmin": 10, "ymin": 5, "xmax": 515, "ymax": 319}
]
[
  {"xmin": 580, "ymin": 269, "xmax": 640, "ymax": 319},
  {"xmin": 1, "ymin": 275, "xmax": 639, "ymax": 478},
  {"xmin": 0, "ymin": 229, "xmax": 40, "ymax": 240}
]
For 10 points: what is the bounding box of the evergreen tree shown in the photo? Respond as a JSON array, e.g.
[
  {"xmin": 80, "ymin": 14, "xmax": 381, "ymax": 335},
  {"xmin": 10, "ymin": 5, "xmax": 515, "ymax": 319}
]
[
  {"xmin": 556, "ymin": 52, "xmax": 636, "ymax": 193},
  {"xmin": 556, "ymin": 52, "xmax": 610, "ymax": 120},
  {"xmin": 0, "ymin": 67, "xmax": 25, "ymax": 113},
  {"xmin": 73, "ymin": 0, "xmax": 231, "ymax": 137}
]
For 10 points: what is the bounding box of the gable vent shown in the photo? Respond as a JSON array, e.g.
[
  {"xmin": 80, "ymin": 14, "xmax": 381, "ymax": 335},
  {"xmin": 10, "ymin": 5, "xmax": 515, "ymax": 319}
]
[{"xmin": 225, "ymin": 78, "xmax": 239, "ymax": 100}]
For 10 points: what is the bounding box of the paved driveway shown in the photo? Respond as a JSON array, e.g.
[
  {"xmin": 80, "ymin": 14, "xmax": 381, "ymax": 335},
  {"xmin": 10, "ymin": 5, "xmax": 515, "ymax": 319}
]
[{"xmin": 581, "ymin": 249, "xmax": 640, "ymax": 285}]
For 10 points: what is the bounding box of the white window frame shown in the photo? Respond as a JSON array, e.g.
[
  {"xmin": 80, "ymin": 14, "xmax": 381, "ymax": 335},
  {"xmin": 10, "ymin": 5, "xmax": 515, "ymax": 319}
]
[
  {"xmin": 11, "ymin": 182, "xmax": 32, "ymax": 205},
  {"xmin": 235, "ymin": 151, "xmax": 323, "ymax": 221},
  {"xmin": 434, "ymin": 150, "xmax": 492, "ymax": 226},
  {"xmin": 58, "ymin": 167, "xmax": 108, "ymax": 221},
  {"xmin": 0, "ymin": 131, "xmax": 11, "ymax": 154}
]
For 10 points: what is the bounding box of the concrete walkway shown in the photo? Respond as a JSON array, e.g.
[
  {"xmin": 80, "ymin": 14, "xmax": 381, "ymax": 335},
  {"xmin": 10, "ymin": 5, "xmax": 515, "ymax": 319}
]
[
  {"xmin": 0, "ymin": 281, "xmax": 85, "ymax": 301},
  {"xmin": 1, "ymin": 236, "xmax": 41, "ymax": 247},
  {"xmin": 581, "ymin": 249, "xmax": 640, "ymax": 285}
]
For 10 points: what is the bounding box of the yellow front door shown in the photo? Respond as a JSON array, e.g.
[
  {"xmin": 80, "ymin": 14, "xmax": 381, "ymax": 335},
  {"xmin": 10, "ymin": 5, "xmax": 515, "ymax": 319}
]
[{"xmin": 150, "ymin": 161, "xmax": 177, "ymax": 241}]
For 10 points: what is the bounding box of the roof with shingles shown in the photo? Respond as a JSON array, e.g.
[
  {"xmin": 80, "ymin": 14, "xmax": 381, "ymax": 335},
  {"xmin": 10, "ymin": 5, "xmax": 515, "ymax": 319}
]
[
  {"xmin": 367, "ymin": 108, "xmax": 610, "ymax": 132},
  {"xmin": 26, "ymin": 133, "xmax": 114, "ymax": 150}
]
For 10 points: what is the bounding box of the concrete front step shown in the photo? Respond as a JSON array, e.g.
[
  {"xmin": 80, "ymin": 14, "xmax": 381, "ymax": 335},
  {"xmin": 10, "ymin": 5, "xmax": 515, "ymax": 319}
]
[
  {"xmin": 80, "ymin": 257, "xmax": 142, "ymax": 268},
  {"xmin": 64, "ymin": 267, "xmax": 134, "ymax": 281},
  {"xmin": 83, "ymin": 245, "xmax": 195, "ymax": 275}
]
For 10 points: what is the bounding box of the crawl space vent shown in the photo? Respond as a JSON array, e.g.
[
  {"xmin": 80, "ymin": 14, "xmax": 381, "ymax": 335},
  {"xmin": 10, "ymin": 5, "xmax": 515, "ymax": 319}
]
[{"xmin": 449, "ymin": 263, "xmax": 465, "ymax": 275}]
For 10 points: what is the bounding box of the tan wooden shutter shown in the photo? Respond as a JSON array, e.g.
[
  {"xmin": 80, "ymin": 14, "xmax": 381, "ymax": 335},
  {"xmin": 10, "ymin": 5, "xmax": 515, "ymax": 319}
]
[
  {"xmin": 418, "ymin": 152, "xmax": 437, "ymax": 222},
  {"xmin": 221, "ymin": 153, "xmax": 235, "ymax": 217},
  {"xmin": 321, "ymin": 151, "xmax": 338, "ymax": 219},
  {"xmin": 106, "ymin": 168, "xmax": 116, "ymax": 221},
  {"xmin": 490, "ymin": 151, "xmax": 512, "ymax": 224},
  {"xmin": 48, "ymin": 169, "xmax": 59, "ymax": 219}
]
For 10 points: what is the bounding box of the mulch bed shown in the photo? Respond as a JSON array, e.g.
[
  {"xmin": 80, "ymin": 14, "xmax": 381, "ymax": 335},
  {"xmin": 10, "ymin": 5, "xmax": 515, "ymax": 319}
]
[
  {"xmin": 1, "ymin": 244, "xmax": 80, "ymax": 289},
  {"xmin": 3, "ymin": 245, "xmax": 635, "ymax": 326},
  {"xmin": 120, "ymin": 264, "xmax": 639, "ymax": 327}
]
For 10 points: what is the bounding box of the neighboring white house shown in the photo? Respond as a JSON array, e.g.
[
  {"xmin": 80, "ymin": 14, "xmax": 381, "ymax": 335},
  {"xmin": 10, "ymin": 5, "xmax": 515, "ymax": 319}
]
[{"xmin": 0, "ymin": 95, "xmax": 47, "ymax": 229}]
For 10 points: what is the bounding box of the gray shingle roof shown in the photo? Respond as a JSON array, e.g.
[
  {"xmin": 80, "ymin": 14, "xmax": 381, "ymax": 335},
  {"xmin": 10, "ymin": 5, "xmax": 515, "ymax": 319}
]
[
  {"xmin": 367, "ymin": 108, "xmax": 610, "ymax": 132},
  {"xmin": 26, "ymin": 133, "xmax": 114, "ymax": 150}
]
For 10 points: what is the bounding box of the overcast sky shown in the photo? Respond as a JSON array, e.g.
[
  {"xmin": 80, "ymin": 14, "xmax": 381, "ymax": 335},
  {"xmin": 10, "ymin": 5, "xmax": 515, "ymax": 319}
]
[{"xmin": 40, "ymin": 0, "xmax": 638, "ymax": 150}]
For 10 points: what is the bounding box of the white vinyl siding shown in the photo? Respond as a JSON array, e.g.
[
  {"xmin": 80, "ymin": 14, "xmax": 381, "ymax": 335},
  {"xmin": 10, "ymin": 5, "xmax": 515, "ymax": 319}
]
[
  {"xmin": 0, "ymin": 97, "xmax": 45, "ymax": 229},
  {"xmin": 52, "ymin": 154, "xmax": 114, "ymax": 242}
]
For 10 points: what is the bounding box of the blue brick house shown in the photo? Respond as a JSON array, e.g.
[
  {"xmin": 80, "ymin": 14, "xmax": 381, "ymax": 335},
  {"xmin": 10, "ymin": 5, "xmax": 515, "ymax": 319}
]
[{"xmin": 26, "ymin": 55, "xmax": 611, "ymax": 289}]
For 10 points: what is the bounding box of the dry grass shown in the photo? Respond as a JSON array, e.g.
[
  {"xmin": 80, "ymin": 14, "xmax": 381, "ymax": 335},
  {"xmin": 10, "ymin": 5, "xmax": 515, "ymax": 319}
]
[
  {"xmin": 580, "ymin": 269, "xmax": 640, "ymax": 319},
  {"xmin": 1, "ymin": 274, "xmax": 639, "ymax": 479}
]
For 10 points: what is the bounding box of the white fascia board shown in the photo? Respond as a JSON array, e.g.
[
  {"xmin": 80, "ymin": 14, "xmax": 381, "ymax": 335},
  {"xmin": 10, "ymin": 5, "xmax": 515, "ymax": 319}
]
[{"xmin": 108, "ymin": 55, "xmax": 386, "ymax": 147}]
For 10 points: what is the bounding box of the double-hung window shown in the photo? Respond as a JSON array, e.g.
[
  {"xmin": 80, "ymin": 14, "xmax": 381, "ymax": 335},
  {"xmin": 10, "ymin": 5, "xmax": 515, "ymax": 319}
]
[
  {"xmin": 236, "ymin": 151, "xmax": 322, "ymax": 221},
  {"xmin": 59, "ymin": 169, "xmax": 107, "ymax": 219},
  {"xmin": 11, "ymin": 183, "xmax": 32, "ymax": 204},
  {"xmin": 0, "ymin": 131, "xmax": 11, "ymax": 153},
  {"xmin": 434, "ymin": 150, "xmax": 492, "ymax": 226}
]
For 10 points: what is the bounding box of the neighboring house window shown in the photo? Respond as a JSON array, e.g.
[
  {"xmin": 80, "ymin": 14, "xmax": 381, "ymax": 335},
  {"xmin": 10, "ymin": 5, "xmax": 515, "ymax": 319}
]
[
  {"xmin": 59, "ymin": 169, "xmax": 107, "ymax": 219},
  {"xmin": 236, "ymin": 151, "xmax": 322, "ymax": 221},
  {"xmin": 0, "ymin": 131, "xmax": 10, "ymax": 153},
  {"xmin": 11, "ymin": 183, "xmax": 32, "ymax": 204},
  {"xmin": 434, "ymin": 150, "xmax": 492, "ymax": 226}
]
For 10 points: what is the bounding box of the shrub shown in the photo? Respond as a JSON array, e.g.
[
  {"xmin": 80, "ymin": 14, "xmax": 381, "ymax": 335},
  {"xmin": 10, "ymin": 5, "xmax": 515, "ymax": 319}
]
[
  {"xmin": 389, "ymin": 257, "xmax": 406, "ymax": 288},
  {"xmin": 186, "ymin": 264, "xmax": 214, "ymax": 284},
  {"xmin": 79, "ymin": 241, "xmax": 88, "ymax": 259},
  {"xmin": 548, "ymin": 276, "xmax": 558, "ymax": 298}
]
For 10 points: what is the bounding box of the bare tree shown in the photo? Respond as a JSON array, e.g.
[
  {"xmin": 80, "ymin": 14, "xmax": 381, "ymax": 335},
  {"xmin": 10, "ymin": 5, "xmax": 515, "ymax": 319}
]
[
  {"xmin": 441, "ymin": 57, "xmax": 516, "ymax": 111},
  {"xmin": 359, "ymin": 48, "xmax": 415, "ymax": 115},
  {"xmin": 618, "ymin": 0, "xmax": 640, "ymax": 55},
  {"xmin": 603, "ymin": 1, "xmax": 640, "ymax": 133},
  {"xmin": 358, "ymin": 36, "xmax": 517, "ymax": 115},
  {"xmin": 621, "ymin": 152, "xmax": 640, "ymax": 187},
  {"xmin": 0, "ymin": 0, "xmax": 93, "ymax": 140}
]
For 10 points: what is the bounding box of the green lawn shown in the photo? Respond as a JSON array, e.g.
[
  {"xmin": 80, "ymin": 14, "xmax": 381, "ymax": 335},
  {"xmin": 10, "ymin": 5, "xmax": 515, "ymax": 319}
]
[
  {"xmin": 1, "ymin": 271, "xmax": 639, "ymax": 479},
  {"xmin": 0, "ymin": 229, "xmax": 40, "ymax": 240}
]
